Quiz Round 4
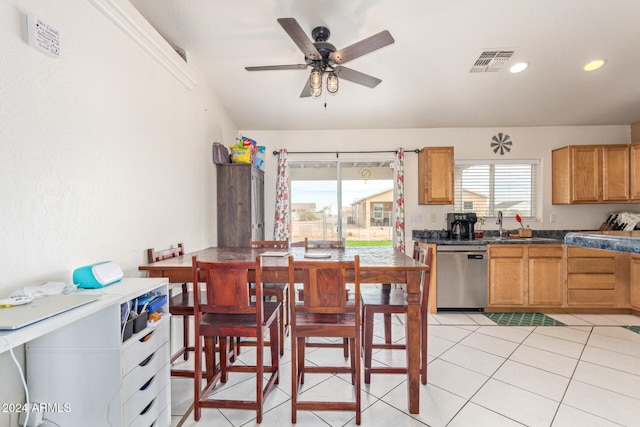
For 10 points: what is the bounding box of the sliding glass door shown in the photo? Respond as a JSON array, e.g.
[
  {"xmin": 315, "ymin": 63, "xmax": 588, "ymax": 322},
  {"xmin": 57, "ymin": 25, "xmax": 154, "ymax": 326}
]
[{"xmin": 289, "ymin": 160, "xmax": 394, "ymax": 246}]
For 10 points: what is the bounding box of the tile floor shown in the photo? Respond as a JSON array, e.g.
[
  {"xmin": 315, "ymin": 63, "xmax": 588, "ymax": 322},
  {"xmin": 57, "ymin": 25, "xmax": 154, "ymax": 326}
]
[{"xmin": 170, "ymin": 312, "xmax": 640, "ymax": 427}]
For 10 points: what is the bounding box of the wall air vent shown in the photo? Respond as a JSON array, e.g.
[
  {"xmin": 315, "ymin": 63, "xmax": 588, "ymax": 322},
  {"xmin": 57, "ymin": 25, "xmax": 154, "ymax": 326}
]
[{"xmin": 470, "ymin": 50, "xmax": 514, "ymax": 73}]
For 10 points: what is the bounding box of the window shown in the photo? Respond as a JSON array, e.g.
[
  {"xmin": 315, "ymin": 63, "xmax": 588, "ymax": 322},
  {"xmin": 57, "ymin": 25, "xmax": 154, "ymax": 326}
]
[
  {"xmin": 373, "ymin": 203, "xmax": 384, "ymax": 219},
  {"xmin": 454, "ymin": 160, "xmax": 539, "ymax": 218}
]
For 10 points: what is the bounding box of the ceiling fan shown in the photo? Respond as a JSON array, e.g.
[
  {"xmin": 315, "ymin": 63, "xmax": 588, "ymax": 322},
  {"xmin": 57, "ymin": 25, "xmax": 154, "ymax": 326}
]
[{"xmin": 245, "ymin": 18, "xmax": 395, "ymax": 98}]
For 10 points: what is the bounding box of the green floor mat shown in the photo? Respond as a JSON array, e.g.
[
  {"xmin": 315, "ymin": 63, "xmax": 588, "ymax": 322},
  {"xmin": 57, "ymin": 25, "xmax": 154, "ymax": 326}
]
[
  {"xmin": 483, "ymin": 312, "xmax": 566, "ymax": 327},
  {"xmin": 623, "ymin": 326, "xmax": 640, "ymax": 334}
]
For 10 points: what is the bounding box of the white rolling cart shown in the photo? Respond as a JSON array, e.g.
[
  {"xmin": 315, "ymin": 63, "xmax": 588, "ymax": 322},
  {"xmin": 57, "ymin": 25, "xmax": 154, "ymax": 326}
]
[{"xmin": 26, "ymin": 278, "xmax": 171, "ymax": 427}]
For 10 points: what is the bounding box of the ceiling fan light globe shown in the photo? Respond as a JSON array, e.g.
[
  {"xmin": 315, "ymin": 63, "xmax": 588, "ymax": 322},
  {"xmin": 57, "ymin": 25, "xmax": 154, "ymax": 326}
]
[
  {"xmin": 327, "ymin": 73, "xmax": 339, "ymax": 94},
  {"xmin": 310, "ymin": 69, "xmax": 322, "ymax": 89},
  {"xmin": 311, "ymin": 85, "xmax": 322, "ymax": 98}
]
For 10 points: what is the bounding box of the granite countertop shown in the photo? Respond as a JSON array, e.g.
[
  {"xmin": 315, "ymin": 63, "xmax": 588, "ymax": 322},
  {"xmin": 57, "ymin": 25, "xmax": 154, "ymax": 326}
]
[
  {"xmin": 414, "ymin": 236, "xmax": 563, "ymax": 245},
  {"xmin": 564, "ymin": 231, "xmax": 640, "ymax": 254},
  {"xmin": 413, "ymin": 229, "xmax": 574, "ymax": 246}
]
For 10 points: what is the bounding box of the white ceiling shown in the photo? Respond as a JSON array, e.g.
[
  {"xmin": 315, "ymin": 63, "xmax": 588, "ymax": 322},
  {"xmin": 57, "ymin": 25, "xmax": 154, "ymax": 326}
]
[{"xmin": 129, "ymin": 0, "xmax": 640, "ymax": 131}]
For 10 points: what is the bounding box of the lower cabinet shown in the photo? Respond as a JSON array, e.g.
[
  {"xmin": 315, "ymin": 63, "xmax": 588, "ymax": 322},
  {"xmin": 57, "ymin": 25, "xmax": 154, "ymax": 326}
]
[
  {"xmin": 528, "ymin": 247, "xmax": 565, "ymax": 305},
  {"xmin": 489, "ymin": 246, "xmax": 526, "ymax": 305},
  {"xmin": 566, "ymin": 247, "xmax": 629, "ymax": 307},
  {"xmin": 489, "ymin": 245, "xmax": 564, "ymax": 308},
  {"xmin": 488, "ymin": 245, "xmax": 632, "ymax": 311},
  {"xmin": 628, "ymin": 255, "xmax": 640, "ymax": 310}
]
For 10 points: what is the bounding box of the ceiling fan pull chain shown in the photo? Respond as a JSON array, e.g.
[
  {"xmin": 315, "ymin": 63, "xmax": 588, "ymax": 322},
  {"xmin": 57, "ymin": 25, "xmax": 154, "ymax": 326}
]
[{"xmin": 324, "ymin": 87, "xmax": 328, "ymax": 110}]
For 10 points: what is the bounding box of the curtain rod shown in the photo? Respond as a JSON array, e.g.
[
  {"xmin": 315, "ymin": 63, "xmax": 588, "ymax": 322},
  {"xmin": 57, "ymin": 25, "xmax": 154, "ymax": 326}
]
[{"xmin": 272, "ymin": 149, "xmax": 420, "ymax": 156}]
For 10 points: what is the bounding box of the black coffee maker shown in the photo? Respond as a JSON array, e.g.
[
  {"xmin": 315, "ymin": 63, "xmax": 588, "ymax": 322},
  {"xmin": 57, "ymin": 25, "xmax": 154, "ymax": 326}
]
[{"xmin": 447, "ymin": 212, "xmax": 478, "ymax": 240}]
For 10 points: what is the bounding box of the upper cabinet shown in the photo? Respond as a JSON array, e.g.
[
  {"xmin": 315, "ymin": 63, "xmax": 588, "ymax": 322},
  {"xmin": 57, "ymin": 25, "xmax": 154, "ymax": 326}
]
[
  {"xmin": 418, "ymin": 146, "xmax": 454, "ymax": 205},
  {"xmin": 603, "ymin": 145, "xmax": 631, "ymax": 201},
  {"xmin": 552, "ymin": 144, "xmax": 630, "ymax": 204},
  {"xmin": 630, "ymin": 142, "xmax": 640, "ymax": 201}
]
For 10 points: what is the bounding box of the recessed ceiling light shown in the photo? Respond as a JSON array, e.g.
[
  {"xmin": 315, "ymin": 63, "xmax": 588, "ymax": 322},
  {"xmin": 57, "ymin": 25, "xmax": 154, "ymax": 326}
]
[
  {"xmin": 509, "ymin": 62, "xmax": 528, "ymax": 73},
  {"xmin": 584, "ymin": 59, "xmax": 606, "ymax": 72}
]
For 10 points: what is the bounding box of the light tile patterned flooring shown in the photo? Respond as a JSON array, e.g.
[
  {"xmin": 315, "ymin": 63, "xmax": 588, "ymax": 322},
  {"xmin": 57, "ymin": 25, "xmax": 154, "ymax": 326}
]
[{"xmin": 170, "ymin": 312, "xmax": 640, "ymax": 427}]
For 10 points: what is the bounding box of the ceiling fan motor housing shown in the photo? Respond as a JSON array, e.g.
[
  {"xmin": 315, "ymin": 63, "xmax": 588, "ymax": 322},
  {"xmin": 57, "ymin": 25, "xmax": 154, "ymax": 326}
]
[
  {"xmin": 310, "ymin": 26, "xmax": 336, "ymax": 68},
  {"xmin": 312, "ymin": 26, "xmax": 330, "ymax": 42},
  {"xmin": 313, "ymin": 42, "xmax": 336, "ymax": 60}
]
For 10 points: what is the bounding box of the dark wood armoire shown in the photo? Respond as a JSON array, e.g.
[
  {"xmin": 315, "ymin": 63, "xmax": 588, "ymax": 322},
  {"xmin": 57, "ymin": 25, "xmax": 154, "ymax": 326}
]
[{"xmin": 216, "ymin": 163, "xmax": 265, "ymax": 247}]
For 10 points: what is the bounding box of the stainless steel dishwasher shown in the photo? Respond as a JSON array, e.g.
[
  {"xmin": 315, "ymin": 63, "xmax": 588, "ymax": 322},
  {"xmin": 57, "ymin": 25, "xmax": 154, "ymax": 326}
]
[{"xmin": 436, "ymin": 245, "xmax": 488, "ymax": 310}]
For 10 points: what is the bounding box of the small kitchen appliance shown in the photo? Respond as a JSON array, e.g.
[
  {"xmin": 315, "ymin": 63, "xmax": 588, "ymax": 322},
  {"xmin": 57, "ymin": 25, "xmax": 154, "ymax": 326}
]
[{"xmin": 447, "ymin": 212, "xmax": 478, "ymax": 240}]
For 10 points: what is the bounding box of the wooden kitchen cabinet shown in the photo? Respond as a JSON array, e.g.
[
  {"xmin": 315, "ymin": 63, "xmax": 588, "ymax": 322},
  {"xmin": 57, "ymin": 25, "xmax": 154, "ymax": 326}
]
[
  {"xmin": 603, "ymin": 145, "xmax": 630, "ymax": 201},
  {"xmin": 528, "ymin": 246, "xmax": 564, "ymax": 305},
  {"xmin": 489, "ymin": 246, "xmax": 526, "ymax": 306},
  {"xmin": 216, "ymin": 163, "xmax": 264, "ymax": 247},
  {"xmin": 418, "ymin": 242, "xmax": 438, "ymax": 314},
  {"xmin": 418, "ymin": 146, "xmax": 454, "ymax": 205},
  {"xmin": 630, "ymin": 142, "xmax": 640, "ymax": 201},
  {"xmin": 553, "ymin": 145, "xmax": 600, "ymax": 203},
  {"xmin": 552, "ymin": 144, "xmax": 629, "ymax": 204},
  {"xmin": 630, "ymin": 255, "xmax": 640, "ymax": 310},
  {"xmin": 566, "ymin": 247, "xmax": 629, "ymax": 307},
  {"xmin": 488, "ymin": 245, "xmax": 564, "ymax": 308}
]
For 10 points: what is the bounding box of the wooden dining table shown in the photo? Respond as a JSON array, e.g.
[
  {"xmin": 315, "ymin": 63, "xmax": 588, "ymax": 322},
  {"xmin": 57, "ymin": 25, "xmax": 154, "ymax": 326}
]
[{"xmin": 138, "ymin": 245, "xmax": 429, "ymax": 414}]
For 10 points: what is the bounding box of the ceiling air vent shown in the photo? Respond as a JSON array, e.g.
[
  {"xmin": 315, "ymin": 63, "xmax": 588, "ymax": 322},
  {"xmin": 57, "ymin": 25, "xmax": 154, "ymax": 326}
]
[{"xmin": 470, "ymin": 50, "xmax": 514, "ymax": 73}]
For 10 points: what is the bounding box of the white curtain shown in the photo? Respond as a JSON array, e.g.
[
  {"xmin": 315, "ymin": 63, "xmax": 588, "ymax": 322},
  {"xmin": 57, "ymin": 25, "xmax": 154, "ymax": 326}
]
[
  {"xmin": 394, "ymin": 148, "xmax": 405, "ymax": 252},
  {"xmin": 273, "ymin": 149, "xmax": 290, "ymax": 241}
]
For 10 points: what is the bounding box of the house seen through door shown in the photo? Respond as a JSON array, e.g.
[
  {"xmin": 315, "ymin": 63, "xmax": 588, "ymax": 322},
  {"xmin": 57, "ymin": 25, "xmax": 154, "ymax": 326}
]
[{"xmin": 289, "ymin": 160, "xmax": 395, "ymax": 246}]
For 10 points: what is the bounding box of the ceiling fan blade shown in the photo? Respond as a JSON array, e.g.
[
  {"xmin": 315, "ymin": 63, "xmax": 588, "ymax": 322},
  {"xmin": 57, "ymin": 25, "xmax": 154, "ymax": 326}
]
[
  {"xmin": 330, "ymin": 30, "xmax": 395, "ymax": 64},
  {"xmin": 245, "ymin": 64, "xmax": 308, "ymax": 71},
  {"xmin": 300, "ymin": 75, "xmax": 312, "ymax": 98},
  {"xmin": 277, "ymin": 18, "xmax": 322, "ymax": 60},
  {"xmin": 333, "ymin": 66, "xmax": 382, "ymax": 88}
]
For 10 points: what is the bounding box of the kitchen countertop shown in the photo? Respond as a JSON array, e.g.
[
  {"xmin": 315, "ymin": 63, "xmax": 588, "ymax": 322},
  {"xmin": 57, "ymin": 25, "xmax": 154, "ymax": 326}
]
[
  {"xmin": 564, "ymin": 231, "xmax": 640, "ymax": 254},
  {"xmin": 414, "ymin": 236, "xmax": 563, "ymax": 245},
  {"xmin": 413, "ymin": 229, "xmax": 571, "ymax": 245}
]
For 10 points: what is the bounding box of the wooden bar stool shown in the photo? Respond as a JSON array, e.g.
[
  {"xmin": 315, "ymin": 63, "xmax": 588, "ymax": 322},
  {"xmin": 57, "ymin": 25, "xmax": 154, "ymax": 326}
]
[
  {"xmin": 237, "ymin": 239, "xmax": 289, "ymax": 357},
  {"xmin": 148, "ymin": 244, "xmax": 233, "ymax": 378},
  {"xmin": 288, "ymin": 255, "xmax": 361, "ymax": 425},
  {"xmin": 380, "ymin": 241, "xmax": 422, "ymax": 346},
  {"xmin": 361, "ymin": 246, "xmax": 433, "ymax": 385},
  {"xmin": 299, "ymin": 237, "xmax": 349, "ymax": 357},
  {"xmin": 192, "ymin": 256, "xmax": 280, "ymax": 423},
  {"xmin": 148, "ymin": 244, "xmax": 198, "ymax": 377}
]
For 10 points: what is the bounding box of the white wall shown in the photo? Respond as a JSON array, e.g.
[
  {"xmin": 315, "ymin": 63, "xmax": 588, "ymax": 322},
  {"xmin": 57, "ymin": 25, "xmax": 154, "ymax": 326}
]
[
  {"xmin": 0, "ymin": 1, "xmax": 237, "ymax": 423},
  {"xmin": 243, "ymin": 126, "xmax": 635, "ymax": 241}
]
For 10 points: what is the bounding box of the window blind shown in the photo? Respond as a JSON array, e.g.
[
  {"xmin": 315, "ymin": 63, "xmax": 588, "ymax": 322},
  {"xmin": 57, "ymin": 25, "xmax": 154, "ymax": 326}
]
[{"xmin": 454, "ymin": 160, "xmax": 539, "ymax": 217}]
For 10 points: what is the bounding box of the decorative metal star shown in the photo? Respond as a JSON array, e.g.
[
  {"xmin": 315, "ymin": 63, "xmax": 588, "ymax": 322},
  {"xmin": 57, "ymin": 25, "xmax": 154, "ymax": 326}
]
[{"xmin": 491, "ymin": 133, "xmax": 512, "ymax": 155}]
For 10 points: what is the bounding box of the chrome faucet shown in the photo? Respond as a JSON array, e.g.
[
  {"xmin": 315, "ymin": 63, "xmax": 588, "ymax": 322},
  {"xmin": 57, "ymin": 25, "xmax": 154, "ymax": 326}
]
[{"xmin": 497, "ymin": 211, "xmax": 503, "ymax": 238}]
